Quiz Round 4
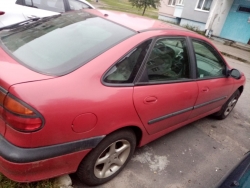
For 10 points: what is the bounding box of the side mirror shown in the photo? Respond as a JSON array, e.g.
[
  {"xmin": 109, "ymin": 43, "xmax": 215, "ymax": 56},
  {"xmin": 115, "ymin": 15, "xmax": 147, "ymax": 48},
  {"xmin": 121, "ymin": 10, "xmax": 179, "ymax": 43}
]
[{"xmin": 230, "ymin": 69, "xmax": 241, "ymax": 80}]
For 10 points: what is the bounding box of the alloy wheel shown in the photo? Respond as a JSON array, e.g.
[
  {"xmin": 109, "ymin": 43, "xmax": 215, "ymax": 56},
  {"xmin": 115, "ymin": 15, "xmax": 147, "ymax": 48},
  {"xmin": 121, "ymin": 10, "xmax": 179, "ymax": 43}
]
[{"xmin": 94, "ymin": 139, "xmax": 131, "ymax": 178}]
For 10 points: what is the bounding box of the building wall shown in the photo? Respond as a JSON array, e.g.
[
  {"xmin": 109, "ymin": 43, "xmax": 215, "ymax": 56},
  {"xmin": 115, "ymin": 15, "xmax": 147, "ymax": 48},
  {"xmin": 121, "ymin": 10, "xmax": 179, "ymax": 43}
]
[
  {"xmin": 180, "ymin": 19, "xmax": 206, "ymax": 30},
  {"xmin": 205, "ymin": 0, "xmax": 234, "ymax": 36},
  {"xmin": 158, "ymin": 0, "xmax": 175, "ymax": 17},
  {"xmin": 181, "ymin": 0, "xmax": 210, "ymax": 23},
  {"xmin": 158, "ymin": 15, "xmax": 179, "ymax": 23},
  {"xmin": 220, "ymin": 0, "xmax": 250, "ymax": 44}
]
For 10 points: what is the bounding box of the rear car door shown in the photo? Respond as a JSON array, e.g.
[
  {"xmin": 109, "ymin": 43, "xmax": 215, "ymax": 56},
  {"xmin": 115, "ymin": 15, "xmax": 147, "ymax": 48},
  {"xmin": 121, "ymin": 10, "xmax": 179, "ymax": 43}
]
[
  {"xmin": 133, "ymin": 37, "xmax": 198, "ymax": 135},
  {"xmin": 189, "ymin": 38, "xmax": 234, "ymax": 119}
]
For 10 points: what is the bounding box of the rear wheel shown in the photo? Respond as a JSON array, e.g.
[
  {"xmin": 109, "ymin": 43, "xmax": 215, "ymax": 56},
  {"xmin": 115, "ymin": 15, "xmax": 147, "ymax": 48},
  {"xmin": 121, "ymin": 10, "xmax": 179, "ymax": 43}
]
[
  {"xmin": 214, "ymin": 90, "xmax": 240, "ymax": 120},
  {"xmin": 77, "ymin": 129, "xmax": 136, "ymax": 186}
]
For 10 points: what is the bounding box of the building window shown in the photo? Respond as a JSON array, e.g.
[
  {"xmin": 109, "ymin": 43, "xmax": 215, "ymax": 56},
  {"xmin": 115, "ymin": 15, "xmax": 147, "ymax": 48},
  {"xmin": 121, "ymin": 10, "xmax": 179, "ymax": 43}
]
[
  {"xmin": 176, "ymin": 0, "xmax": 184, "ymax": 5},
  {"xmin": 238, "ymin": 6, "xmax": 250, "ymax": 13},
  {"xmin": 196, "ymin": 0, "xmax": 213, "ymax": 11},
  {"xmin": 168, "ymin": 0, "xmax": 176, "ymax": 6}
]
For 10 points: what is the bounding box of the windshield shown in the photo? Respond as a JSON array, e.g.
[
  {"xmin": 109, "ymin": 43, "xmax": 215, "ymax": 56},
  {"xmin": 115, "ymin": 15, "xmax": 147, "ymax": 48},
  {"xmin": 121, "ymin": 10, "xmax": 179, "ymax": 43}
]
[{"xmin": 0, "ymin": 11, "xmax": 135, "ymax": 75}]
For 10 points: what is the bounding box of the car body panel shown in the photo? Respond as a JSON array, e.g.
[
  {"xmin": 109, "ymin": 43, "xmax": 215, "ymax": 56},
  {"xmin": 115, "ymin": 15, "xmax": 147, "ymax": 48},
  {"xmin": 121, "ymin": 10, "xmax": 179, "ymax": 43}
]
[
  {"xmin": 85, "ymin": 9, "xmax": 178, "ymax": 31},
  {"xmin": 0, "ymin": 48, "xmax": 53, "ymax": 90},
  {"xmin": 189, "ymin": 78, "xmax": 235, "ymax": 118},
  {"xmin": 0, "ymin": 149, "xmax": 90, "ymax": 182},
  {"xmin": 3, "ymin": 31, "xmax": 156, "ymax": 148},
  {"xmin": 133, "ymin": 82, "xmax": 198, "ymax": 135}
]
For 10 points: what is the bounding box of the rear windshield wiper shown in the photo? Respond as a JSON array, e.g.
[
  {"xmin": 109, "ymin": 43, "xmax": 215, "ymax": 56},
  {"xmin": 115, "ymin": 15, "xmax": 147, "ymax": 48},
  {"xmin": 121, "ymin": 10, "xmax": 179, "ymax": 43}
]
[{"xmin": 0, "ymin": 14, "xmax": 61, "ymax": 31}]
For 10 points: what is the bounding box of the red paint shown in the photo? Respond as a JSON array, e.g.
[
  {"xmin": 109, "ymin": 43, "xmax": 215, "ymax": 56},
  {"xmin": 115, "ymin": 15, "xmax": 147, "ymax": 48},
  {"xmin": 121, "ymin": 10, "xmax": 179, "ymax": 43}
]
[
  {"xmin": 0, "ymin": 150, "xmax": 90, "ymax": 182},
  {"xmin": 72, "ymin": 113, "xmax": 98, "ymax": 133}
]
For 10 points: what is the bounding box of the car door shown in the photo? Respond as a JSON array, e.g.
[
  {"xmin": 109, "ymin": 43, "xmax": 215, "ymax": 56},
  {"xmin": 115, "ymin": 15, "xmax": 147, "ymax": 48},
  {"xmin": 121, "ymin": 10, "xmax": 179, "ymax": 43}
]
[
  {"xmin": 133, "ymin": 37, "xmax": 198, "ymax": 135},
  {"xmin": 188, "ymin": 38, "xmax": 234, "ymax": 119}
]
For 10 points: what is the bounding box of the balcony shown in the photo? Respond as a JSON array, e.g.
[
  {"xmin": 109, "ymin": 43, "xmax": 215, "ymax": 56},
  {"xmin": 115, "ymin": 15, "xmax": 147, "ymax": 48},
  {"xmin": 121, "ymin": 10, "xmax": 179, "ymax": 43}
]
[{"xmin": 173, "ymin": 5, "xmax": 184, "ymax": 18}]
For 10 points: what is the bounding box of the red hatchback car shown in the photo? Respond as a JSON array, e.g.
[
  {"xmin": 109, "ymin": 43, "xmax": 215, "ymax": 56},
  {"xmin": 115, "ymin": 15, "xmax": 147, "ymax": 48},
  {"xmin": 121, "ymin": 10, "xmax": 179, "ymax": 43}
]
[{"xmin": 0, "ymin": 9, "xmax": 246, "ymax": 186}]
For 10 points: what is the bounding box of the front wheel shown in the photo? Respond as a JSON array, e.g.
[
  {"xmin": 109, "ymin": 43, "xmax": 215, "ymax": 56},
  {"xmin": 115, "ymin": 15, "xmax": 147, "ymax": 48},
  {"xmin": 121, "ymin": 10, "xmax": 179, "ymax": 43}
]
[
  {"xmin": 214, "ymin": 90, "xmax": 240, "ymax": 120},
  {"xmin": 76, "ymin": 129, "xmax": 136, "ymax": 186}
]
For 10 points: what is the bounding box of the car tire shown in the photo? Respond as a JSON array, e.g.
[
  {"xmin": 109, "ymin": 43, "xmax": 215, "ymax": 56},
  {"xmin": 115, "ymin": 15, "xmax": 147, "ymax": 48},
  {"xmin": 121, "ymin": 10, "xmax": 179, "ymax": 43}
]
[
  {"xmin": 76, "ymin": 129, "xmax": 136, "ymax": 186},
  {"xmin": 214, "ymin": 90, "xmax": 240, "ymax": 120}
]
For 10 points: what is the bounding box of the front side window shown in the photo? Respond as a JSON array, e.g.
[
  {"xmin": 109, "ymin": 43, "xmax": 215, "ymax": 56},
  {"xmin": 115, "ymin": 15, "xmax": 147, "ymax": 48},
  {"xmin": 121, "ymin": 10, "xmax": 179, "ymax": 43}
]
[
  {"xmin": 68, "ymin": 0, "xmax": 91, "ymax": 10},
  {"xmin": 168, "ymin": 0, "xmax": 176, "ymax": 6},
  {"xmin": 192, "ymin": 40, "xmax": 226, "ymax": 78},
  {"xmin": 196, "ymin": 0, "xmax": 213, "ymax": 11},
  {"xmin": 146, "ymin": 38, "xmax": 190, "ymax": 82},
  {"xmin": 104, "ymin": 40, "xmax": 152, "ymax": 84}
]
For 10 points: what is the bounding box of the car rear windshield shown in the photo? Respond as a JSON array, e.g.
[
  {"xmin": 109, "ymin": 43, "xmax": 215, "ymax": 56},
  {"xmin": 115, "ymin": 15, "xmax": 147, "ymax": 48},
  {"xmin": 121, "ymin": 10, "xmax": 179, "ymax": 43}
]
[{"xmin": 0, "ymin": 11, "xmax": 135, "ymax": 76}]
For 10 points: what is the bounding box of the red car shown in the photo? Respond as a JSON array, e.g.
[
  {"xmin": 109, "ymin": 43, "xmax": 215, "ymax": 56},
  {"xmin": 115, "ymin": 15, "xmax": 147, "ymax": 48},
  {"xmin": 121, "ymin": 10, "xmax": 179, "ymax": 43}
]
[{"xmin": 0, "ymin": 9, "xmax": 245, "ymax": 186}]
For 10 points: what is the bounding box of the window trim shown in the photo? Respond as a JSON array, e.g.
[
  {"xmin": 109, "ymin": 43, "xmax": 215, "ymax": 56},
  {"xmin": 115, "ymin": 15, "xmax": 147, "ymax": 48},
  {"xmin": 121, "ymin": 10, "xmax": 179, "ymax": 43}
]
[
  {"xmin": 136, "ymin": 36, "xmax": 196, "ymax": 86},
  {"xmin": 195, "ymin": 0, "xmax": 213, "ymax": 12},
  {"xmin": 189, "ymin": 37, "xmax": 228, "ymax": 80}
]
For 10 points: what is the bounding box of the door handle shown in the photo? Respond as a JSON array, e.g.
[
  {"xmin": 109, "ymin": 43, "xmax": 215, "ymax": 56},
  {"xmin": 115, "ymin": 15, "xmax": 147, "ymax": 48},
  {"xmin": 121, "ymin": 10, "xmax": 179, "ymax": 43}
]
[
  {"xmin": 202, "ymin": 87, "xmax": 209, "ymax": 92},
  {"xmin": 144, "ymin": 96, "xmax": 157, "ymax": 104}
]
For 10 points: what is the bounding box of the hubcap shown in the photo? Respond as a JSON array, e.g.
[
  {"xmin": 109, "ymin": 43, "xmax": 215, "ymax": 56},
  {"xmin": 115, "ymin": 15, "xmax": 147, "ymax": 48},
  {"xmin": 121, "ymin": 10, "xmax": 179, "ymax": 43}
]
[
  {"xmin": 94, "ymin": 140, "xmax": 131, "ymax": 178},
  {"xmin": 224, "ymin": 98, "xmax": 237, "ymax": 116}
]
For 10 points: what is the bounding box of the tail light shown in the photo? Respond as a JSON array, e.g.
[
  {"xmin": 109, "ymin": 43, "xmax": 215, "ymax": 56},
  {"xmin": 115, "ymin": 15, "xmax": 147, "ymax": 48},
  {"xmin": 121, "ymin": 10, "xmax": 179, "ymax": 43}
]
[
  {"xmin": 0, "ymin": 88, "xmax": 43, "ymax": 132},
  {"xmin": 0, "ymin": 11, "xmax": 5, "ymax": 15}
]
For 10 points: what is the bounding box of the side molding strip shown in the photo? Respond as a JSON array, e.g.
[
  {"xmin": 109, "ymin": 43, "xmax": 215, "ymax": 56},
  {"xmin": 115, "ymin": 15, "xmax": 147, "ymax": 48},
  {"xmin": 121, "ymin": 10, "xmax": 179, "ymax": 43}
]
[
  {"xmin": 193, "ymin": 96, "xmax": 227, "ymax": 109},
  {"xmin": 148, "ymin": 107, "xmax": 193, "ymax": 125},
  {"xmin": 148, "ymin": 96, "xmax": 227, "ymax": 125}
]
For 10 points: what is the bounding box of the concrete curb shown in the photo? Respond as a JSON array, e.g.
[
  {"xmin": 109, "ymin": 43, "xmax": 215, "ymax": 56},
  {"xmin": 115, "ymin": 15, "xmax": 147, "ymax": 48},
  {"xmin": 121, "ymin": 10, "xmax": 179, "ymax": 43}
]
[
  {"xmin": 54, "ymin": 175, "xmax": 73, "ymax": 188},
  {"xmin": 220, "ymin": 51, "xmax": 250, "ymax": 64}
]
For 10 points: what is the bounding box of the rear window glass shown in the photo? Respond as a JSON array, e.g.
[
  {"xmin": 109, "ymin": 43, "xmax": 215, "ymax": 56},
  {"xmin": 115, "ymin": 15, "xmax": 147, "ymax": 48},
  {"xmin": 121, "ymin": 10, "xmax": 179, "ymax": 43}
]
[{"xmin": 0, "ymin": 11, "xmax": 135, "ymax": 75}]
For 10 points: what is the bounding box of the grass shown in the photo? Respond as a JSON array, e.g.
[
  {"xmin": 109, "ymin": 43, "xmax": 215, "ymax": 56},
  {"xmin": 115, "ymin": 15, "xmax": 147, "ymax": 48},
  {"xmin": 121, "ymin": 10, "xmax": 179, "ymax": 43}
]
[
  {"xmin": 0, "ymin": 174, "xmax": 58, "ymax": 188},
  {"xmin": 89, "ymin": 0, "xmax": 158, "ymax": 19}
]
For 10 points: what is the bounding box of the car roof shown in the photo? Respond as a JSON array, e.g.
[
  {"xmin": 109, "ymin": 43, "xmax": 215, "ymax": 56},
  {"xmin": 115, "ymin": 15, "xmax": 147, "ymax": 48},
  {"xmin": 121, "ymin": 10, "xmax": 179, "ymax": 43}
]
[
  {"xmin": 85, "ymin": 9, "xmax": 181, "ymax": 32},
  {"xmin": 85, "ymin": 9, "xmax": 210, "ymax": 42}
]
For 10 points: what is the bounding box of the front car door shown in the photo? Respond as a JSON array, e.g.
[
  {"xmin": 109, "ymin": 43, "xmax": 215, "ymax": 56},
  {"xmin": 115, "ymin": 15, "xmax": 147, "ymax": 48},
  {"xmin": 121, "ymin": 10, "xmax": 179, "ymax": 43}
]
[
  {"xmin": 188, "ymin": 38, "xmax": 235, "ymax": 119},
  {"xmin": 133, "ymin": 37, "xmax": 198, "ymax": 135}
]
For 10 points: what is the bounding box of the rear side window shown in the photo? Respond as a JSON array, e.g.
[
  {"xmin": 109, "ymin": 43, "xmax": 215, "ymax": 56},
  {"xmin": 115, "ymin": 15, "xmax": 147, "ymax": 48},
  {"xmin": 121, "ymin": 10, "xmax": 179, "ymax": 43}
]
[
  {"xmin": 0, "ymin": 11, "xmax": 135, "ymax": 76},
  {"xmin": 104, "ymin": 40, "xmax": 152, "ymax": 84}
]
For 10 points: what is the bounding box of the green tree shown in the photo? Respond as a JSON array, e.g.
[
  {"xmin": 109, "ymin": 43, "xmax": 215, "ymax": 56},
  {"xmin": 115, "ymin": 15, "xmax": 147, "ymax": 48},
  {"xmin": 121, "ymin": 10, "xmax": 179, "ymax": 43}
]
[{"xmin": 129, "ymin": 0, "xmax": 160, "ymax": 16}]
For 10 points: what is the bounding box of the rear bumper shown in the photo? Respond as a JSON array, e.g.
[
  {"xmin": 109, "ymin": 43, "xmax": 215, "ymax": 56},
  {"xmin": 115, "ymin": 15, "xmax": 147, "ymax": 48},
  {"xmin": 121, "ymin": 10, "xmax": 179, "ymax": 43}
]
[
  {"xmin": 0, "ymin": 150, "xmax": 90, "ymax": 182},
  {"xmin": 0, "ymin": 134, "xmax": 105, "ymax": 182}
]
